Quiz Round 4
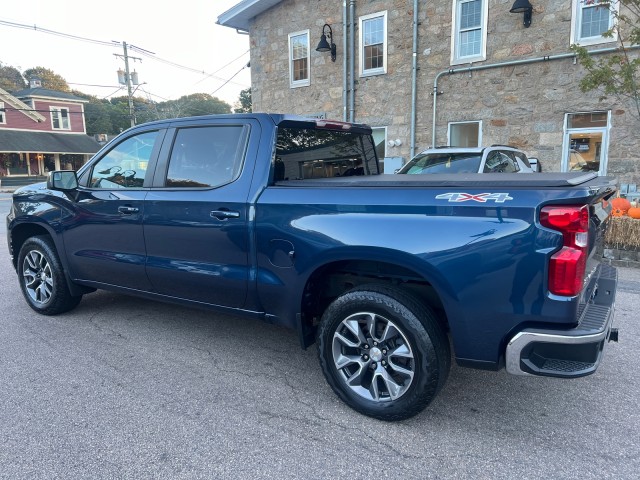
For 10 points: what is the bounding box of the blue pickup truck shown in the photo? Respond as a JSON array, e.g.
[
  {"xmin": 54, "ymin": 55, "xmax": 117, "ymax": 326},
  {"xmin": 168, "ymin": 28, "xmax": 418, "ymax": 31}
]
[{"xmin": 6, "ymin": 114, "xmax": 618, "ymax": 420}]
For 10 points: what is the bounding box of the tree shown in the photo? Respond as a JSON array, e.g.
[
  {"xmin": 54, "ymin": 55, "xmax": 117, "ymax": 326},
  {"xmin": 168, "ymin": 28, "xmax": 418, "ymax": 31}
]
[
  {"xmin": 234, "ymin": 88, "xmax": 252, "ymax": 113},
  {"xmin": 108, "ymin": 96, "xmax": 157, "ymax": 132},
  {"xmin": 23, "ymin": 66, "xmax": 70, "ymax": 91},
  {"xmin": 156, "ymin": 93, "xmax": 231, "ymax": 119},
  {"xmin": 0, "ymin": 64, "xmax": 27, "ymax": 91},
  {"xmin": 572, "ymin": 1, "xmax": 640, "ymax": 121},
  {"xmin": 71, "ymin": 91, "xmax": 115, "ymax": 136}
]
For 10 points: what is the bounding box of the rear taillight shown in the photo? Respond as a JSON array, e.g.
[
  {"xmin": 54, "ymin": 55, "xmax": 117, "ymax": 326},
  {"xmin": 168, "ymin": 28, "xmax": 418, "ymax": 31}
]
[{"xmin": 540, "ymin": 205, "xmax": 589, "ymax": 296}]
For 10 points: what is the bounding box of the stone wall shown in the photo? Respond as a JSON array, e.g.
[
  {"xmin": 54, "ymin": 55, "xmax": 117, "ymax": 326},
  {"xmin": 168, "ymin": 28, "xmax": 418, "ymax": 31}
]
[{"xmin": 248, "ymin": 0, "xmax": 639, "ymax": 183}]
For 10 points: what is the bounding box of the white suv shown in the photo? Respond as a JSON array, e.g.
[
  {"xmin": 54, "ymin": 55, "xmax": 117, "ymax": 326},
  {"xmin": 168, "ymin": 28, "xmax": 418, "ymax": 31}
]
[{"xmin": 396, "ymin": 146, "xmax": 538, "ymax": 175}]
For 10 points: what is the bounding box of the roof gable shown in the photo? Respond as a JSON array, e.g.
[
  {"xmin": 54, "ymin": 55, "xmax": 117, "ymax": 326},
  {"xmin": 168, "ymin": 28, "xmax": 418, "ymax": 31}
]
[
  {"xmin": 217, "ymin": 0, "xmax": 283, "ymax": 31},
  {"xmin": 0, "ymin": 87, "xmax": 46, "ymax": 123}
]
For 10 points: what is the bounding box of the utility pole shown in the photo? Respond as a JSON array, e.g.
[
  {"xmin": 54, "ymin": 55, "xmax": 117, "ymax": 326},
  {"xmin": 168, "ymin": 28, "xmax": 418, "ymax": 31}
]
[{"xmin": 114, "ymin": 41, "xmax": 142, "ymax": 127}]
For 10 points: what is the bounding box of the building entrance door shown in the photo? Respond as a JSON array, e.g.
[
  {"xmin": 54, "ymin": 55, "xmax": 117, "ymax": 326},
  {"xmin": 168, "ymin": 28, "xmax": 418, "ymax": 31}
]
[{"xmin": 562, "ymin": 112, "xmax": 610, "ymax": 175}]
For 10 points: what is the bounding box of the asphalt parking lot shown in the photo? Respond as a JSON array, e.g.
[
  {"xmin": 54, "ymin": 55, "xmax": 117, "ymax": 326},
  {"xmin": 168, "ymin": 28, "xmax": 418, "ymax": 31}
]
[{"xmin": 0, "ymin": 201, "xmax": 638, "ymax": 479}]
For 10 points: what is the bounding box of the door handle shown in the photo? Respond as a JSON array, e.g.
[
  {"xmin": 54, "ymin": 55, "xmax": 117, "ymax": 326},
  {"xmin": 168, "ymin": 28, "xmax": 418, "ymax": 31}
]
[
  {"xmin": 118, "ymin": 206, "xmax": 139, "ymax": 214},
  {"xmin": 210, "ymin": 209, "xmax": 240, "ymax": 220}
]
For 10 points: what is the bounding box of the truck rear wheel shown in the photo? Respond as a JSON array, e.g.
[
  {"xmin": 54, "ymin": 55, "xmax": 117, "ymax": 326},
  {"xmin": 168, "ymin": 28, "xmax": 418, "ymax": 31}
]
[
  {"xmin": 317, "ymin": 284, "xmax": 450, "ymax": 421},
  {"xmin": 17, "ymin": 236, "xmax": 82, "ymax": 315}
]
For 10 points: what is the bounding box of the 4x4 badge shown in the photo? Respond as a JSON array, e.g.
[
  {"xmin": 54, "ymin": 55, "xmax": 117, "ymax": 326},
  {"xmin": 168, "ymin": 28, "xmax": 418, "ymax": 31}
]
[{"xmin": 436, "ymin": 193, "xmax": 513, "ymax": 203}]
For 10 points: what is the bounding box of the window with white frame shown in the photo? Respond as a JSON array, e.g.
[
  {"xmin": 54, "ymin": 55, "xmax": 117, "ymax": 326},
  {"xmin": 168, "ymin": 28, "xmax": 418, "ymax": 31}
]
[
  {"xmin": 562, "ymin": 111, "xmax": 610, "ymax": 175},
  {"xmin": 448, "ymin": 121, "xmax": 482, "ymax": 147},
  {"xmin": 0, "ymin": 102, "xmax": 6, "ymax": 124},
  {"xmin": 360, "ymin": 11, "xmax": 387, "ymax": 76},
  {"xmin": 451, "ymin": 0, "xmax": 488, "ymax": 65},
  {"xmin": 571, "ymin": 0, "xmax": 618, "ymax": 46},
  {"xmin": 51, "ymin": 107, "xmax": 70, "ymax": 130},
  {"xmin": 289, "ymin": 30, "xmax": 310, "ymax": 88}
]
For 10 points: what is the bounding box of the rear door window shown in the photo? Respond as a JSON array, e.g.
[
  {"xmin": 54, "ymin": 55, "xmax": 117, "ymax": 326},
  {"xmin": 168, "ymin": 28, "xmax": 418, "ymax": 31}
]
[
  {"xmin": 484, "ymin": 151, "xmax": 518, "ymax": 173},
  {"xmin": 164, "ymin": 125, "xmax": 249, "ymax": 188}
]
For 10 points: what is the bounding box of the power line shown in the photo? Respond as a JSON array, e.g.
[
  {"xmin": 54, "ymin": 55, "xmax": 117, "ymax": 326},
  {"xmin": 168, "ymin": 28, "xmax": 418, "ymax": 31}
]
[
  {"xmin": 102, "ymin": 87, "xmax": 125, "ymax": 99},
  {"xmin": 192, "ymin": 50, "xmax": 250, "ymax": 86},
  {"xmin": 129, "ymin": 46, "xmax": 249, "ymax": 88},
  {"xmin": 68, "ymin": 82, "xmax": 122, "ymax": 88},
  {"xmin": 211, "ymin": 63, "xmax": 250, "ymax": 96},
  {"xmin": 0, "ymin": 18, "xmax": 250, "ymax": 90},
  {"xmin": 0, "ymin": 19, "xmax": 114, "ymax": 46}
]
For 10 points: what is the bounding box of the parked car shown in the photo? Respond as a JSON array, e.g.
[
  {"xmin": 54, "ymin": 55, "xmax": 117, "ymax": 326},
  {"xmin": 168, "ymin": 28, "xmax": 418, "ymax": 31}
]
[
  {"xmin": 396, "ymin": 146, "xmax": 536, "ymax": 175},
  {"xmin": 7, "ymin": 114, "xmax": 618, "ymax": 421}
]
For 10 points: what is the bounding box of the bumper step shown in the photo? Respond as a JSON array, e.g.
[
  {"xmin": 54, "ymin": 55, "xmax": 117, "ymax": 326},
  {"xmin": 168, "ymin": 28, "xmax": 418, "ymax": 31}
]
[{"xmin": 506, "ymin": 264, "xmax": 617, "ymax": 378}]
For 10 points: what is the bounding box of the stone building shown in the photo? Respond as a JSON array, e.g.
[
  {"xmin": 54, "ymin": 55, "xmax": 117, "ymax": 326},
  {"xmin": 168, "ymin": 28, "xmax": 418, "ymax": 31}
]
[{"xmin": 219, "ymin": 0, "xmax": 639, "ymax": 182}]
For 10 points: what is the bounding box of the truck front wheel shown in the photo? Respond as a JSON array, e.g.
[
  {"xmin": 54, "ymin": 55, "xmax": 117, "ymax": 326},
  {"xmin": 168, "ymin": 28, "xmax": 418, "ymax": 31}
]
[
  {"xmin": 17, "ymin": 236, "xmax": 82, "ymax": 315},
  {"xmin": 317, "ymin": 284, "xmax": 450, "ymax": 421}
]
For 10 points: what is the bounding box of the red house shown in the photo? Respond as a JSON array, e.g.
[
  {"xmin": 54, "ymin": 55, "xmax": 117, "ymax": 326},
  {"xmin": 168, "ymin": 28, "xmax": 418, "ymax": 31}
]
[{"xmin": 0, "ymin": 78, "xmax": 100, "ymax": 184}]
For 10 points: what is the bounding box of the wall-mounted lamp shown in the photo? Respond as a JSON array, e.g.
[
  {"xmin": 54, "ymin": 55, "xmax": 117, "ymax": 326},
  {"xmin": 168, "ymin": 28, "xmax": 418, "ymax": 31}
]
[
  {"xmin": 315, "ymin": 24, "xmax": 337, "ymax": 62},
  {"xmin": 387, "ymin": 139, "xmax": 402, "ymax": 147},
  {"xmin": 510, "ymin": 0, "xmax": 533, "ymax": 28}
]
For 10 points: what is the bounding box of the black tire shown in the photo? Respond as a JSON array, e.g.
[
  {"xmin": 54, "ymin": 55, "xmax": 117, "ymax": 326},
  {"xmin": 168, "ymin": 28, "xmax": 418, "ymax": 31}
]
[
  {"xmin": 17, "ymin": 236, "xmax": 83, "ymax": 315},
  {"xmin": 317, "ymin": 284, "xmax": 450, "ymax": 421}
]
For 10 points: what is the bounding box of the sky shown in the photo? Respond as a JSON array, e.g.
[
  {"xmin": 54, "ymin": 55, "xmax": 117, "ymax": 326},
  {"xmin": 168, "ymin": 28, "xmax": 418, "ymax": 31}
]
[{"xmin": 0, "ymin": 0, "xmax": 251, "ymax": 106}]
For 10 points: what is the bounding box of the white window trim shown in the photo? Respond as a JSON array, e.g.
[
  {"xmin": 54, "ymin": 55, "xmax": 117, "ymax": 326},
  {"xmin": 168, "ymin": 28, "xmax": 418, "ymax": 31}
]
[
  {"xmin": 450, "ymin": 0, "xmax": 488, "ymax": 66},
  {"xmin": 0, "ymin": 102, "xmax": 5, "ymax": 124},
  {"xmin": 371, "ymin": 126, "xmax": 387, "ymax": 158},
  {"xmin": 570, "ymin": 0, "xmax": 619, "ymax": 46},
  {"xmin": 447, "ymin": 120, "xmax": 483, "ymax": 147},
  {"xmin": 50, "ymin": 106, "xmax": 71, "ymax": 130},
  {"xmin": 561, "ymin": 111, "xmax": 611, "ymax": 175},
  {"xmin": 359, "ymin": 11, "xmax": 388, "ymax": 77},
  {"xmin": 288, "ymin": 30, "xmax": 310, "ymax": 88}
]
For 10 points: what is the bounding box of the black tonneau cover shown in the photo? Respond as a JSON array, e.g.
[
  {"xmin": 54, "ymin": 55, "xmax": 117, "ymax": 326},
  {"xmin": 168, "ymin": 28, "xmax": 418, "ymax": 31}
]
[{"xmin": 276, "ymin": 172, "xmax": 614, "ymax": 188}]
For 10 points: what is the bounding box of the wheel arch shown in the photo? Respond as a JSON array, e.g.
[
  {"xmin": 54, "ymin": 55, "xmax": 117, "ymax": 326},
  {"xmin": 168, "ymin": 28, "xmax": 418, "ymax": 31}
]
[
  {"xmin": 10, "ymin": 221, "xmax": 93, "ymax": 297},
  {"xmin": 9, "ymin": 221, "xmax": 56, "ymax": 269},
  {"xmin": 295, "ymin": 247, "xmax": 455, "ymax": 348}
]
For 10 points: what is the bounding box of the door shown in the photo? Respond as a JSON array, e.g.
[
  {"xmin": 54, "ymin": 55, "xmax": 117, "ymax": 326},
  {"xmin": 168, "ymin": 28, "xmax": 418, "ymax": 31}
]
[
  {"xmin": 63, "ymin": 129, "xmax": 163, "ymax": 290},
  {"xmin": 562, "ymin": 112, "xmax": 610, "ymax": 175},
  {"xmin": 143, "ymin": 123, "xmax": 253, "ymax": 308}
]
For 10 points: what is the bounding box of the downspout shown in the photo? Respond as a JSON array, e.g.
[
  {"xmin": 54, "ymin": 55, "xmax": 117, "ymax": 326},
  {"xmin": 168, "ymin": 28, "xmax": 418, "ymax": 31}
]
[
  {"xmin": 349, "ymin": 0, "xmax": 356, "ymax": 123},
  {"xmin": 343, "ymin": 1, "xmax": 348, "ymax": 121},
  {"xmin": 410, "ymin": 0, "xmax": 419, "ymax": 158},
  {"xmin": 431, "ymin": 45, "xmax": 640, "ymax": 147}
]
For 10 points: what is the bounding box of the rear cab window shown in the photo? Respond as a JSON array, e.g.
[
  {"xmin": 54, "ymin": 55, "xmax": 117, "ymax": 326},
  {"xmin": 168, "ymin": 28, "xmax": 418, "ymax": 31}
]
[{"xmin": 274, "ymin": 121, "xmax": 379, "ymax": 181}]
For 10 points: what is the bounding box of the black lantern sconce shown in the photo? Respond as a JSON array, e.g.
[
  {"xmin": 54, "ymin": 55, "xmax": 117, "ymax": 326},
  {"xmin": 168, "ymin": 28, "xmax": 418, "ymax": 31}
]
[
  {"xmin": 510, "ymin": 0, "xmax": 533, "ymax": 28},
  {"xmin": 316, "ymin": 24, "xmax": 337, "ymax": 62}
]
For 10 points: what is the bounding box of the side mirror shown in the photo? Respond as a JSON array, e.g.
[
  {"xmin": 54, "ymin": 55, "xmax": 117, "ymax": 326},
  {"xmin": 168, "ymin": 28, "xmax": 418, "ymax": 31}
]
[
  {"xmin": 528, "ymin": 157, "xmax": 541, "ymax": 172},
  {"xmin": 47, "ymin": 170, "xmax": 79, "ymax": 191}
]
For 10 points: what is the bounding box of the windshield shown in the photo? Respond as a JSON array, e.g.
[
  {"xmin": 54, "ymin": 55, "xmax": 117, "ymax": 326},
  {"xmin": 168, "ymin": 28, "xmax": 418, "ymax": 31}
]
[{"xmin": 396, "ymin": 152, "xmax": 482, "ymax": 174}]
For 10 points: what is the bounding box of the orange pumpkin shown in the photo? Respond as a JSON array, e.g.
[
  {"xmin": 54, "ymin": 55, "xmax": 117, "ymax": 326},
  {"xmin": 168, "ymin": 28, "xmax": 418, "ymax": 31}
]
[
  {"xmin": 612, "ymin": 208, "xmax": 625, "ymax": 217},
  {"xmin": 611, "ymin": 197, "xmax": 631, "ymax": 212},
  {"xmin": 628, "ymin": 207, "xmax": 640, "ymax": 219}
]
